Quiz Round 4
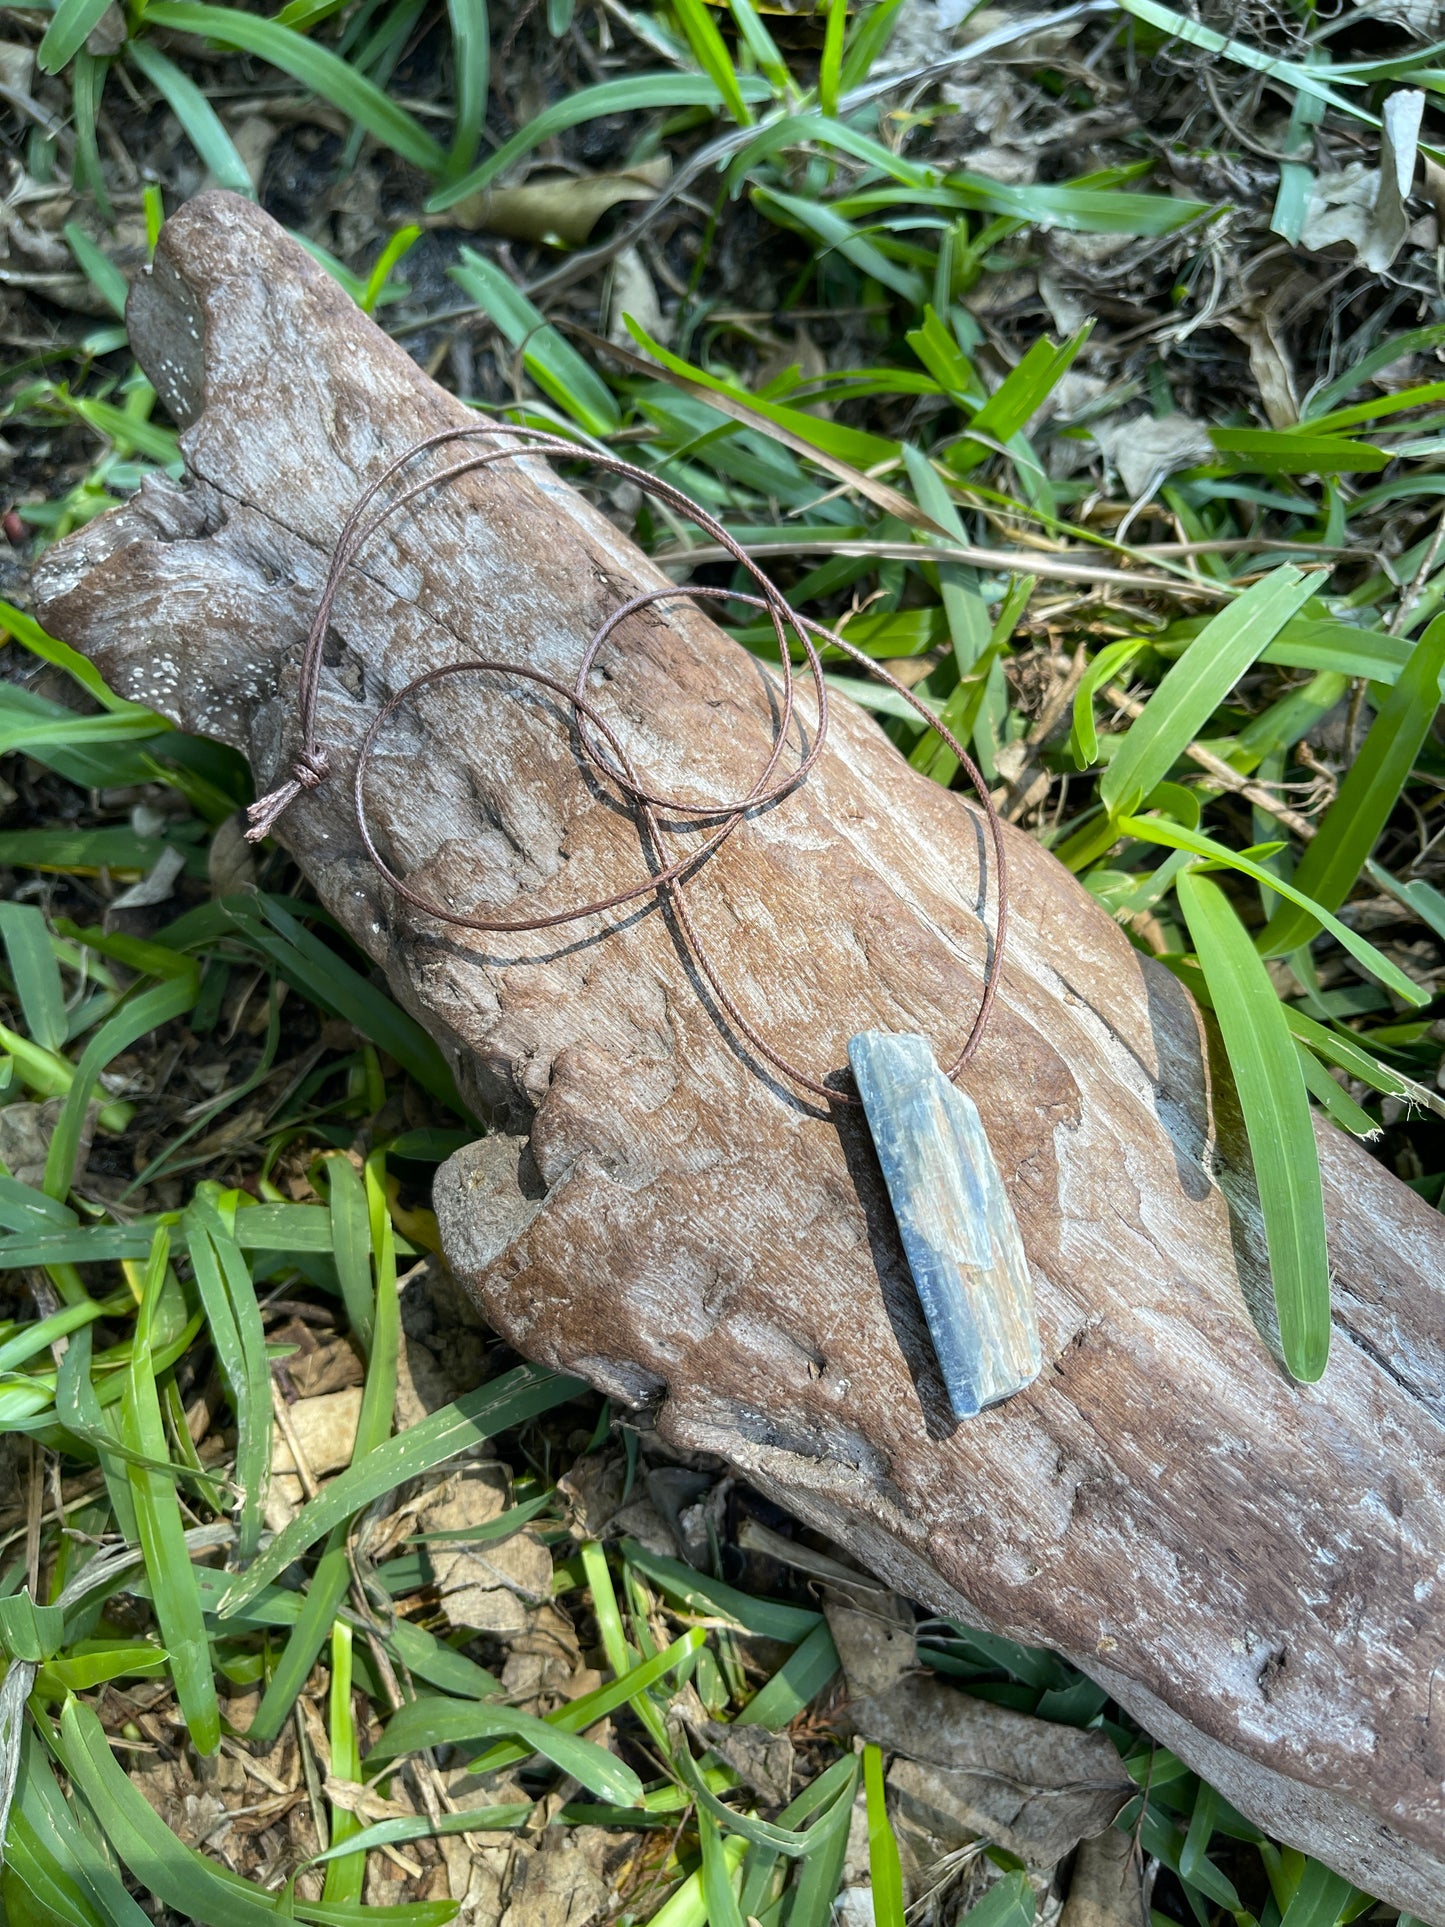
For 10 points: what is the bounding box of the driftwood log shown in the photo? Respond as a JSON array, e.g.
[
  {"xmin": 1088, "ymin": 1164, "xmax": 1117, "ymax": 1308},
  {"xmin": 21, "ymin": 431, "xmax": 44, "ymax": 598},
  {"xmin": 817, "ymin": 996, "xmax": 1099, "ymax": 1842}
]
[{"xmin": 33, "ymin": 194, "xmax": 1445, "ymax": 1919}]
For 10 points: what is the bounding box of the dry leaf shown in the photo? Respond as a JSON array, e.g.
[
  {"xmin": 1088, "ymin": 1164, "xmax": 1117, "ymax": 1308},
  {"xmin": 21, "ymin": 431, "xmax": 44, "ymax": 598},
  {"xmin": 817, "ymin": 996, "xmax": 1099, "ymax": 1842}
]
[
  {"xmin": 440, "ymin": 159, "xmax": 669, "ymax": 248},
  {"xmin": 416, "ymin": 1460, "xmax": 553, "ymax": 1635},
  {"xmin": 1061, "ymin": 1824, "xmax": 1142, "ymax": 1927},
  {"xmin": 1092, "ymin": 414, "xmax": 1213, "ymax": 500},
  {"xmin": 1363, "ymin": 89, "xmax": 1425, "ymax": 273},
  {"xmin": 823, "ymin": 1587, "xmax": 918, "ymax": 1697},
  {"xmin": 84, "ymin": 4, "xmax": 126, "ymax": 55},
  {"xmin": 0, "ymin": 40, "xmax": 36, "ymax": 94},
  {"xmin": 694, "ymin": 1719, "xmax": 796, "ymax": 1805},
  {"xmin": 1225, "ymin": 312, "xmax": 1299, "ymax": 429},
  {"xmin": 498, "ymin": 1836, "xmax": 608, "ymax": 1927},
  {"xmin": 110, "ymin": 842, "xmax": 187, "ymax": 910},
  {"xmin": 855, "ymin": 1676, "xmax": 1133, "ymax": 1868},
  {"xmin": 607, "ymin": 245, "xmax": 666, "ymax": 349},
  {"xmin": 209, "ymin": 810, "xmax": 258, "ymax": 895},
  {"xmin": 556, "ymin": 1446, "xmax": 628, "ymax": 1537},
  {"xmin": 286, "ymin": 1334, "xmax": 365, "ymax": 1399},
  {"xmin": 271, "ymin": 1386, "xmax": 363, "ymax": 1476},
  {"xmin": 0, "ymin": 1097, "xmax": 95, "ymax": 1191}
]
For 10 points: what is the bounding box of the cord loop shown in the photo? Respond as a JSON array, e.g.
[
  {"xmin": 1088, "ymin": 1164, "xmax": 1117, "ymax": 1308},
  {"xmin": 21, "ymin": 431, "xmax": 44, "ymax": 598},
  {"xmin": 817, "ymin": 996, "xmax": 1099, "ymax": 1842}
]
[{"xmin": 244, "ymin": 425, "xmax": 1009, "ymax": 1104}]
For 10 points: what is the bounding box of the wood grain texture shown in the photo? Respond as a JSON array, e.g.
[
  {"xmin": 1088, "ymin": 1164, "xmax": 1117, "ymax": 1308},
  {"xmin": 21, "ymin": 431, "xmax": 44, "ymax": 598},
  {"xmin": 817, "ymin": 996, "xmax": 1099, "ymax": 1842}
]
[{"xmin": 32, "ymin": 193, "xmax": 1445, "ymax": 1919}]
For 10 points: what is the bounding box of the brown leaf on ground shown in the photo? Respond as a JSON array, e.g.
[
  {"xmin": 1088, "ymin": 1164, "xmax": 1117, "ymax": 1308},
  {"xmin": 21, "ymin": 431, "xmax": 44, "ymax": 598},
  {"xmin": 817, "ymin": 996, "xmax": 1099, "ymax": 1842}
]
[
  {"xmin": 395, "ymin": 1260, "xmax": 490, "ymax": 1426},
  {"xmin": 412, "ymin": 1459, "xmax": 554, "ymax": 1635},
  {"xmin": 499, "ymin": 1603, "xmax": 587, "ymax": 1710},
  {"xmin": 1061, "ymin": 1825, "xmax": 1143, "ymax": 1927},
  {"xmin": 823, "ymin": 1588, "xmax": 918, "ymax": 1698},
  {"xmin": 286, "ymin": 1333, "xmax": 366, "ymax": 1399},
  {"xmin": 270, "ymin": 1385, "xmax": 363, "ymax": 1476},
  {"xmin": 499, "ymin": 1833, "xmax": 610, "ymax": 1927},
  {"xmin": 0, "ymin": 1097, "xmax": 96, "ymax": 1190},
  {"xmin": 858, "ymin": 1681, "xmax": 1132, "ymax": 1869},
  {"xmin": 557, "ymin": 1448, "xmax": 628, "ymax": 1539},
  {"xmin": 441, "ymin": 160, "xmax": 669, "ymax": 248},
  {"xmin": 694, "ymin": 1717, "xmax": 796, "ymax": 1806}
]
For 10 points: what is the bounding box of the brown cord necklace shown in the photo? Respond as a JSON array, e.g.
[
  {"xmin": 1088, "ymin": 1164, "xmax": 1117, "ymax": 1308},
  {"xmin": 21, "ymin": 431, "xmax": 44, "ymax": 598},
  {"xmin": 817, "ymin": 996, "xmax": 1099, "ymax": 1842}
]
[{"xmin": 247, "ymin": 425, "xmax": 1042, "ymax": 1418}]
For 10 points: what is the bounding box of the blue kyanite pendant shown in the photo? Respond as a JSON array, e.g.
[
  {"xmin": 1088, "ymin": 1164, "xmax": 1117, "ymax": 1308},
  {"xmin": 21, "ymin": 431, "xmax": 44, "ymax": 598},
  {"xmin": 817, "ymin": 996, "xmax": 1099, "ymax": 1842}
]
[{"xmin": 848, "ymin": 1031, "xmax": 1041, "ymax": 1419}]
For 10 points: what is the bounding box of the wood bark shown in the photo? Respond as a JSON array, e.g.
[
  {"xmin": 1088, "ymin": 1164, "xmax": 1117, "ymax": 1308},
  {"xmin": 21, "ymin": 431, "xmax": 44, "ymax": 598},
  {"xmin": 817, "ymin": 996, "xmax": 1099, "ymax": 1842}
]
[{"xmin": 31, "ymin": 193, "xmax": 1445, "ymax": 1920}]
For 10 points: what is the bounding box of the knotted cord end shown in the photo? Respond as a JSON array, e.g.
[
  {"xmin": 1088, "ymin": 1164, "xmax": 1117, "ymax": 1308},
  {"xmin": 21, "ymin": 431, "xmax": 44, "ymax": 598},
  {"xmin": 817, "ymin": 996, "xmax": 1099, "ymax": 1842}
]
[{"xmin": 244, "ymin": 749, "xmax": 331, "ymax": 843}]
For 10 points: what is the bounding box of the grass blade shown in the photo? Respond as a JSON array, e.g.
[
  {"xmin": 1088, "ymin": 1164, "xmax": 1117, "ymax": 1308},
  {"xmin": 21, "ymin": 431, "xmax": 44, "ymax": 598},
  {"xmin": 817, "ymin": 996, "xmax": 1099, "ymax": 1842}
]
[
  {"xmin": 726, "ymin": 0, "xmax": 788, "ymax": 89},
  {"xmin": 674, "ymin": 1737, "xmax": 858, "ymax": 1857},
  {"xmin": 645, "ymin": 1835, "xmax": 747, "ymax": 1927},
  {"xmin": 56, "ymin": 1324, "xmax": 139, "ymax": 1537},
  {"xmin": 0, "ymin": 904, "xmax": 67, "ymax": 1052},
  {"xmin": 36, "ymin": 0, "xmax": 112, "ymax": 74},
  {"xmin": 839, "ymin": 0, "xmax": 906, "ymax": 90},
  {"xmin": 428, "ymin": 73, "xmax": 771, "ymax": 207},
  {"xmin": 0, "ymin": 600, "xmax": 137, "ymax": 713},
  {"xmin": 325, "ymin": 1154, "xmax": 374, "ymax": 1358},
  {"xmin": 185, "ymin": 1211, "xmax": 270, "ymax": 1560},
  {"xmin": 308, "ymin": 1805, "xmax": 531, "ymax": 1870},
  {"xmin": 1106, "ymin": 0, "xmax": 1373, "ymax": 125},
  {"xmin": 221, "ymin": 896, "xmax": 463, "ymax": 1112},
  {"xmin": 3, "ymin": 1803, "xmax": 105, "ymax": 1927},
  {"xmin": 818, "ymin": 0, "xmax": 845, "ymax": 115},
  {"xmin": 1118, "ymin": 815, "xmax": 1428, "ymax": 1007},
  {"xmin": 221, "ymin": 1365, "xmax": 582, "ymax": 1612},
  {"xmin": 43, "ymin": 974, "xmax": 198, "ymax": 1200},
  {"xmin": 448, "ymin": 248, "xmax": 620, "ymax": 436},
  {"xmin": 753, "ymin": 187, "xmax": 926, "ymax": 303},
  {"xmin": 1176, "ymin": 869, "xmax": 1330, "ymax": 1381},
  {"xmin": 622, "ymin": 1544, "xmax": 822, "ymax": 1642},
  {"xmin": 784, "ymin": 1764, "xmax": 857, "ymax": 1924},
  {"xmin": 444, "ymin": 0, "xmax": 487, "ymax": 176},
  {"xmin": 126, "ymin": 40, "xmax": 255, "ymax": 197},
  {"xmin": 1261, "ymin": 612, "xmax": 1445, "ymax": 954},
  {"xmin": 120, "ymin": 1228, "xmax": 221, "ymax": 1753},
  {"xmin": 1100, "ymin": 567, "xmax": 1316, "ymax": 818},
  {"xmin": 143, "ymin": 2, "xmax": 445, "ymax": 173},
  {"xmin": 323, "ymin": 1620, "xmax": 364, "ymax": 1903},
  {"xmin": 734, "ymin": 1621, "xmax": 839, "ymax": 1728},
  {"xmin": 369, "ymin": 1698, "xmax": 644, "ymax": 1803},
  {"xmin": 373, "ymin": 1629, "xmax": 702, "ymax": 1766},
  {"xmin": 360, "ymin": 223, "xmax": 421, "ymax": 316},
  {"xmin": 1296, "ymin": 1044, "xmax": 1378, "ymax": 1137},
  {"xmin": 863, "ymin": 1744, "xmax": 905, "ymax": 1927},
  {"xmin": 960, "ymin": 1870, "xmax": 1037, "ymax": 1927},
  {"xmin": 62, "ymin": 222, "xmax": 128, "ymax": 319},
  {"xmin": 246, "ymin": 1157, "xmax": 401, "ymax": 1745},
  {"xmin": 18, "ymin": 1731, "xmax": 154, "ymax": 1927},
  {"xmin": 53, "ymin": 1698, "xmax": 458, "ymax": 1926},
  {"xmin": 580, "ymin": 1539, "xmax": 670, "ymax": 1750},
  {"xmin": 674, "ymin": 0, "xmax": 752, "ymax": 125},
  {"xmin": 699, "ymin": 1805, "xmax": 747, "ymax": 1927},
  {"xmin": 71, "ymin": 51, "xmax": 110, "ymax": 218}
]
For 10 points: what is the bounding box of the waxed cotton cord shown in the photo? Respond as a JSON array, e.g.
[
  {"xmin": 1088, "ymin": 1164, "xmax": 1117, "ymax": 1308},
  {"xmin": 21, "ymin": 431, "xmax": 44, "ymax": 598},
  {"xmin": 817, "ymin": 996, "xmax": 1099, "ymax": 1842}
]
[{"xmin": 246, "ymin": 425, "xmax": 1009, "ymax": 1104}]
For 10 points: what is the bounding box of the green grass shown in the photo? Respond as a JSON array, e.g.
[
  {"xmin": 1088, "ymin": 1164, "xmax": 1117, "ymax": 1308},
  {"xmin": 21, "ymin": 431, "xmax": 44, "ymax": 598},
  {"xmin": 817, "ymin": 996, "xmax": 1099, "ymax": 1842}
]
[{"xmin": 3, "ymin": 0, "xmax": 1444, "ymax": 1918}]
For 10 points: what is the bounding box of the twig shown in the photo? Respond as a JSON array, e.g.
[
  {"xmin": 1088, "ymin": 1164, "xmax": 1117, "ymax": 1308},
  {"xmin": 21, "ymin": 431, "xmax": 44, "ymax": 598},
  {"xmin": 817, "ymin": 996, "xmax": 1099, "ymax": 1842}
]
[
  {"xmin": 269, "ymin": 1376, "xmax": 321, "ymax": 1502},
  {"xmin": 1103, "ymin": 684, "xmax": 1319, "ymax": 839},
  {"xmin": 1389, "ymin": 505, "xmax": 1445, "ymax": 638},
  {"xmin": 653, "ymin": 537, "xmax": 1231, "ymax": 598},
  {"xmin": 24, "ymin": 1441, "xmax": 43, "ymax": 1600}
]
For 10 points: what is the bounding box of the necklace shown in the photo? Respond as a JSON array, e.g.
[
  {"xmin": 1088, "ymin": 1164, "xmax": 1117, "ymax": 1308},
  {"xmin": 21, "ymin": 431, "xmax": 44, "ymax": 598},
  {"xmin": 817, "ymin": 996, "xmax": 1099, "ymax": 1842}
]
[{"xmin": 247, "ymin": 425, "xmax": 1041, "ymax": 1420}]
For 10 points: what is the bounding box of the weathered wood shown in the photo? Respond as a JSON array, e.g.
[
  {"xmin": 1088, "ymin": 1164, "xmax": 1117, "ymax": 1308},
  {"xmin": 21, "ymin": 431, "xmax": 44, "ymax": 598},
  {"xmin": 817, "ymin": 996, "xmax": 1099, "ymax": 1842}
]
[{"xmin": 32, "ymin": 193, "xmax": 1445, "ymax": 1919}]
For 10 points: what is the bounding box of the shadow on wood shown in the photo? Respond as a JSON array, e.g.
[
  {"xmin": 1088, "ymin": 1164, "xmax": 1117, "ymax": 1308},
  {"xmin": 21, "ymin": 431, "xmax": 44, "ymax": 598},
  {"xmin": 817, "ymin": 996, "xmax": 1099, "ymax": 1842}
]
[{"xmin": 32, "ymin": 192, "xmax": 1445, "ymax": 1920}]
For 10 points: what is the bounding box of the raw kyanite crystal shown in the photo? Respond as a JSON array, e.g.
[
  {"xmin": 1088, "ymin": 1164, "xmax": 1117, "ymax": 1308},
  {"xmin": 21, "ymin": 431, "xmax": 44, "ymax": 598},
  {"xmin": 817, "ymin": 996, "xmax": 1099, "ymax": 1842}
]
[{"xmin": 848, "ymin": 1030, "xmax": 1041, "ymax": 1418}]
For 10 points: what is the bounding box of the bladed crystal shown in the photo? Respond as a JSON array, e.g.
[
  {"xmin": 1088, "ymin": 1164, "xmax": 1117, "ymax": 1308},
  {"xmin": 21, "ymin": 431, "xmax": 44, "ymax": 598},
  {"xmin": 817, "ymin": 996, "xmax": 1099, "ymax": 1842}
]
[{"xmin": 849, "ymin": 1030, "xmax": 1041, "ymax": 1418}]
